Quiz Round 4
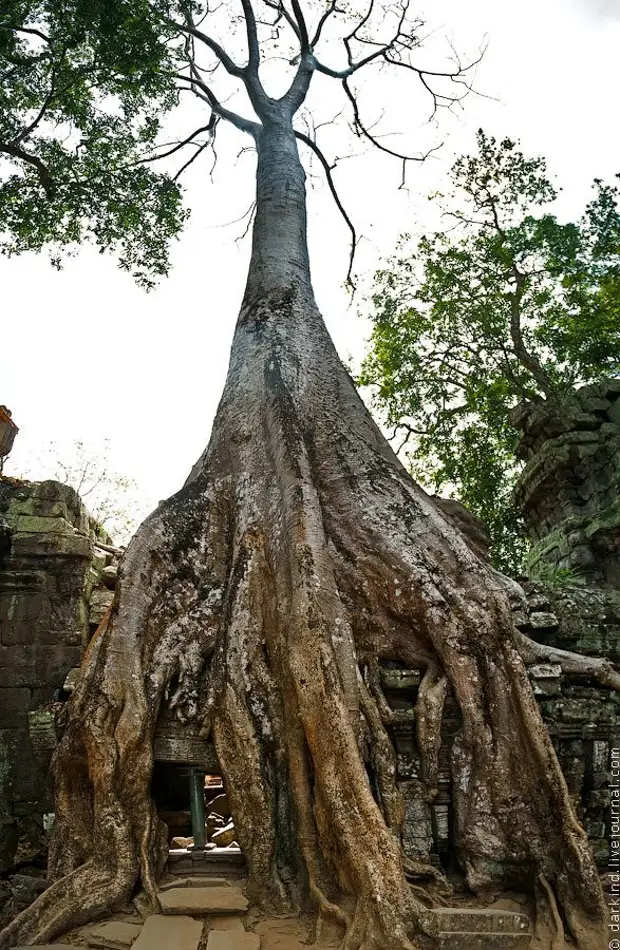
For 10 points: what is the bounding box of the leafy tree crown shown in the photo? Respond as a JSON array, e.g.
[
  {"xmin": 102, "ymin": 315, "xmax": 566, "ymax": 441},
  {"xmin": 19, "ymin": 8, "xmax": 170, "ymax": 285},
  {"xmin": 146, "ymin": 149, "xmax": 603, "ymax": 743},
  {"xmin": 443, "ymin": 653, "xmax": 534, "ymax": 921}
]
[{"xmin": 359, "ymin": 130, "xmax": 620, "ymax": 573}]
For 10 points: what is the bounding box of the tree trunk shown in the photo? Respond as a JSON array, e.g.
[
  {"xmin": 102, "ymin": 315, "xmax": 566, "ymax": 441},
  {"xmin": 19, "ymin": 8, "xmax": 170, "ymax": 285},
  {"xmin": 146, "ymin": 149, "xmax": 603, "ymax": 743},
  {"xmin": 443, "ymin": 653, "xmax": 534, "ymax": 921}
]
[{"xmin": 0, "ymin": 121, "xmax": 608, "ymax": 950}]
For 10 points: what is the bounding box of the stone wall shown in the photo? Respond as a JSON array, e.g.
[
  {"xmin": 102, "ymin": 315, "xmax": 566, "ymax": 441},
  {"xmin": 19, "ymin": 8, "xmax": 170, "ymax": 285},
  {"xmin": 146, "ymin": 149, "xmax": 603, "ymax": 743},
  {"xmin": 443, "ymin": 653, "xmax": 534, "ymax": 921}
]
[
  {"xmin": 511, "ymin": 378, "xmax": 620, "ymax": 585},
  {"xmin": 0, "ymin": 478, "xmax": 116, "ymax": 884},
  {"xmin": 389, "ymin": 580, "xmax": 620, "ymax": 872}
]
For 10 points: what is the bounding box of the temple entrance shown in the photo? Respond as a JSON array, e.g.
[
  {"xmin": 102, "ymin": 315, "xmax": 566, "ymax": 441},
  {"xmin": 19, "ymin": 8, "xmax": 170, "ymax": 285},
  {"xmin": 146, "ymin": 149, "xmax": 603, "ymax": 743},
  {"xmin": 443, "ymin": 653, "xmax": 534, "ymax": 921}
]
[{"xmin": 150, "ymin": 762, "xmax": 244, "ymax": 875}]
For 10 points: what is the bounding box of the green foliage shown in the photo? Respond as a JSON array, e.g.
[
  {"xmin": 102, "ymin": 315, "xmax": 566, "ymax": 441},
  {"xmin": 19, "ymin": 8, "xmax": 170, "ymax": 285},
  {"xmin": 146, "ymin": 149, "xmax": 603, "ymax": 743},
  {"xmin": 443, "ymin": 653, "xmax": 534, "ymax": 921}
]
[
  {"xmin": 0, "ymin": 1, "xmax": 192, "ymax": 286},
  {"xmin": 359, "ymin": 130, "xmax": 620, "ymax": 574},
  {"xmin": 526, "ymin": 560, "xmax": 585, "ymax": 589}
]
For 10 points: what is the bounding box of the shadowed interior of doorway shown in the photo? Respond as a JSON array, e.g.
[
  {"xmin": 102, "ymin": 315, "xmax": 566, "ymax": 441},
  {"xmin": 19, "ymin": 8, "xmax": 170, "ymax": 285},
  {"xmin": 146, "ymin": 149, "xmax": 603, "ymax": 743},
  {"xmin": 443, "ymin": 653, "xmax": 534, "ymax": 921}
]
[{"xmin": 150, "ymin": 763, "xmax": 246, "ymax": 877}]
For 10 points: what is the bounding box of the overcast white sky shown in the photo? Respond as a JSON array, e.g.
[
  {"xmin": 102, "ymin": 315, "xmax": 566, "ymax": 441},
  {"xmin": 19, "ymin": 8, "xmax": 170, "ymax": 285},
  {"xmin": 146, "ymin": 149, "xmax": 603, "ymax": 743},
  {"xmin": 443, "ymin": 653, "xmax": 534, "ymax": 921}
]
[{"xmin": 2, "ymin": 0, "xmax": 620, "ymax": 524}]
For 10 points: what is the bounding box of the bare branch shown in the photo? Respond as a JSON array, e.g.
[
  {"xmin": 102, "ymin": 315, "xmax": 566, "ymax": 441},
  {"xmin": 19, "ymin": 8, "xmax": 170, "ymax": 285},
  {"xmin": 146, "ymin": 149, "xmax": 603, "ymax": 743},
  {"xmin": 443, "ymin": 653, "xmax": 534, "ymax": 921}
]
[
  {"xmin": 311, "ymin": 1, "xmax": 339, "ymax": 47},
  {"xmin": 259, "ymin": 0, "xmax": 301, "ymax": 40},
  {"xmin": 0, "ymin": 24, "xmax": 50, "ymax": 43},
  {"xmin": 165, "ymin": 18, "xmax": 245, "ymax": 78},
  {"xmin": 0, "ymin": 142, "xmax": 54, "ymax": 197},
  {"xmin": 295, "ymin": 130, "xmax": 358, "ymax": 286},
  {"xmin": 175, "ymin": 72, "xmax": 260, "ymax": 138},
  {"xmin": 235, "ymin": 201, "xmax": 257, "ymax": 245},
  {"xmin": 312, "ymin": 46, "xmax": 385, "ymax": 79},
  {"xmin": 342, "ymin": 77, "xmax": 439, "ymax": 186},
  {"xmin": 344, "ymin": 0, "xmax": 378, "ymax": 64},
  {"xmin": 173, "ymin": 139, "xmax": 212, "ymax": 182},
  {"xmin": 289, "ymin": 0, "xmax": 310, "ymax": 52},
  {"xmin": 240, "ymin": 0, "xmax": 261, "ymax": 71},
  {"xmin": 282, "ymin": 52, "xmax": 314, "ymax": 115},
  {"xmin": 138, "ymin": 122, "xmax": 216, "ymax": 167}
]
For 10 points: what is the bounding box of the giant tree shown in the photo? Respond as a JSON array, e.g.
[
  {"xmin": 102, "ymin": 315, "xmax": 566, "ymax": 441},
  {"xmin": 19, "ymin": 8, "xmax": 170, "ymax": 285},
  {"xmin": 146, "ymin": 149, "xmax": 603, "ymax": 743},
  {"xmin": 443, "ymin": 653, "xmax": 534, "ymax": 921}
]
[{"xmin": 0, "ymin": 5, "xmax": 616, "ymax": 950}]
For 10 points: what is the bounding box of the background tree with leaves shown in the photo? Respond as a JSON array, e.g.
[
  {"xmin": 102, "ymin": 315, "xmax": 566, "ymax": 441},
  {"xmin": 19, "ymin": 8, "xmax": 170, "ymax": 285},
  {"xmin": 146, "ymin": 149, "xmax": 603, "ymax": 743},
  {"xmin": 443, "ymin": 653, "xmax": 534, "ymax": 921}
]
[
  {"xmin": 359, "ymin": 130, "xmax": 620, "ymax": 572},
  {"xmin": 12, "ymin": 438, "xmax": 150, "ymax": 542},
  {"xmin": 0, "ymin": 0, "xmax": 192, "ymax": 285}
]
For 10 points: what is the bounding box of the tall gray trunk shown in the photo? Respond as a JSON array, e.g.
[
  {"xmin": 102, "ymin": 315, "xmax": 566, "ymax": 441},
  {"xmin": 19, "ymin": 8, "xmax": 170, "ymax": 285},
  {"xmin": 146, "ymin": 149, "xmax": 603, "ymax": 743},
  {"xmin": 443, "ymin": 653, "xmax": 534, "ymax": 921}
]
[{"xmin": 242, "ymin": 118, "xmax": 313, "ymax": 307}]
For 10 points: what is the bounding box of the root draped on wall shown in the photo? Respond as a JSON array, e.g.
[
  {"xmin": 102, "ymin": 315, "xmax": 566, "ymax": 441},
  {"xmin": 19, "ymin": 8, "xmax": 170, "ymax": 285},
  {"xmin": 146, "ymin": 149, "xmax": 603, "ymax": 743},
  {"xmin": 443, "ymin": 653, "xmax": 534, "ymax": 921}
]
[{"xmin": 0, "ymin": 286, "xmax": 612, "ymax": 950}]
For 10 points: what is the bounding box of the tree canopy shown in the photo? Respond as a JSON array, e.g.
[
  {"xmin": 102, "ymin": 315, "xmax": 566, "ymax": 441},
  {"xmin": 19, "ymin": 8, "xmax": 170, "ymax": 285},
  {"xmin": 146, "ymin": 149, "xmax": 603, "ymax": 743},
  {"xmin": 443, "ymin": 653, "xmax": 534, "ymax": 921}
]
[
  {"xmin": 0, "ymin": 1, "xmax": 191, "ymax": 286},
  {"xmin": 359, "ymin": 130, "xmax": 620, "ymax": 573},
  {"xmin": 0, "ymin": 0, "xmax": 479, "ymax": 287}
]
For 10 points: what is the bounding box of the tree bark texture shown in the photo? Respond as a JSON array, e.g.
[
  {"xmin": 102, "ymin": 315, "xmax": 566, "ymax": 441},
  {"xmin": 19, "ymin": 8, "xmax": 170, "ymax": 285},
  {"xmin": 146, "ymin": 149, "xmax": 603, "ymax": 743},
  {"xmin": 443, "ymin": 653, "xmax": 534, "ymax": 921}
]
[{"xmin": 0, "ymin": 122, "xmax": 610, "ymax": 950}]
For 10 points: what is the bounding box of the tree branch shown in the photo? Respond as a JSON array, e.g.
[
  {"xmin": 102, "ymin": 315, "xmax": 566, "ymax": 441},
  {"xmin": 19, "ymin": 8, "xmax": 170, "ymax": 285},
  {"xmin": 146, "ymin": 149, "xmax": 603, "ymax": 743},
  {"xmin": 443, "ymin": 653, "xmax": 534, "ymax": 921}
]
[
  {"xmin": 138, "ymin": 122, "xmax": 217, "ymax": 165},
  {"xmin": 509, "ymin": 270, "xmax": 554, "ymax": 396},
  {"xmin": 240, "ymin": 0, "xmax": 260, "ymax": 72},
  {"xmin": 289, "ymin": 0, "xmax": 310, "ymax": 52},
  {"xmin": 0, "ymin": 24, "xmax": 50, "ymax": 43},
  {"xmin": 175, "ymin": 72, "xmax": 260, "ymax": 138},
  {"xmin": 259, "ymin": 0, "xmax": 300, "ymax": 40},
  {"xmin": 295, "ymin": 130, "xmax": 357, "ymax": 286},
  {"xmin": 12, "ymin": 66, "xmax": 59, "ymax": 145},
  {"xmin": 0, "ymin": 142, "xmax": 54, "ymax": 197},
  {"xmin": 173, "ymin": 138, "xmax": 213, "ymax": 182},
  {"xmin": 282, "ymin": 52, "xmax": 314, "ymax": 115},
  {"xmin": 482, "ymin": 191, "xmax": 555, "ymax": 396},
  {"xmin": 165, "ymin": 18, "xmax": 245, "ymax": 78},
  {"xmin": 342, "ymin": 77, "xmax": 439, "ymax": 187},
  {"xmin": 311, "ymin": 1, "xmax": 339, "ymax": 47}
]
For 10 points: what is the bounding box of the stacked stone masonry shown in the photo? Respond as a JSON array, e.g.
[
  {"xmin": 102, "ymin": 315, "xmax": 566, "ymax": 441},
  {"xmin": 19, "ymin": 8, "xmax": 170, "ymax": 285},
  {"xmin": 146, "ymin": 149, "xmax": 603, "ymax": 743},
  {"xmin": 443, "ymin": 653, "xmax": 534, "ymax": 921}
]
[
  {"xmin": 511, "ymin": 377, "xmax": 620, "ymax": 585},
  {"xmin": 0, "ymin": 478, "xmax": 117, "ymax": 889},
  {"xmin": 390, "ymin": 580, "xmax": 620, "ymax": 871}
]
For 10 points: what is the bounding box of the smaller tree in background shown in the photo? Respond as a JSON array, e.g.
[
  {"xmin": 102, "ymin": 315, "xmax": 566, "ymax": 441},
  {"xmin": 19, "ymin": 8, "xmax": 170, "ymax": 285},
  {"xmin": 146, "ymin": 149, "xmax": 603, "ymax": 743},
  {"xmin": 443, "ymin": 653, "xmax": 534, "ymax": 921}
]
[
  {"xmin": 14, "ymin": 438, "xmax": 150, "ymax": 543},
  {"xmin": 359, "ymin": 130, "xmax": 620, "ymax": 573}
]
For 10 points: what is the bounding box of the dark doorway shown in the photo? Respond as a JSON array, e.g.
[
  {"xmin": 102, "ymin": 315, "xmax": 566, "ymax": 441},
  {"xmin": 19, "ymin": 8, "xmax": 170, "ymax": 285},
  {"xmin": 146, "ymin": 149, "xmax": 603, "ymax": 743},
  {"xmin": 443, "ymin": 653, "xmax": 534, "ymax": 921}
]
[{"xmin": 150, "ymin": 764, "xmax": 242, "ymax": 856}]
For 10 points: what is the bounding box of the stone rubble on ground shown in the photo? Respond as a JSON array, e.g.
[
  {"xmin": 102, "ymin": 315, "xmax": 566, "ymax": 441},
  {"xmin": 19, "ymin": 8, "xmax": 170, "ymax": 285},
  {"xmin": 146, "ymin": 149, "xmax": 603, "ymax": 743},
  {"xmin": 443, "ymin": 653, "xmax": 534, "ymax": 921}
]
[{"xmin": 212, "ymin": 821, "xmax": 238, "ymax": 847}]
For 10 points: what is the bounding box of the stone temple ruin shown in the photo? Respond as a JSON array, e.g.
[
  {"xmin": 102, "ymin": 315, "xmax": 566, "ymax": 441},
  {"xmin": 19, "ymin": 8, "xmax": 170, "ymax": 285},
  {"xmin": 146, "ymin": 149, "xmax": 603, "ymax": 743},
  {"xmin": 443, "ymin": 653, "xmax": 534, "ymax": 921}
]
[{"xmin": 0, "ymin": 380, "xmax": 619, "ymax": 937}]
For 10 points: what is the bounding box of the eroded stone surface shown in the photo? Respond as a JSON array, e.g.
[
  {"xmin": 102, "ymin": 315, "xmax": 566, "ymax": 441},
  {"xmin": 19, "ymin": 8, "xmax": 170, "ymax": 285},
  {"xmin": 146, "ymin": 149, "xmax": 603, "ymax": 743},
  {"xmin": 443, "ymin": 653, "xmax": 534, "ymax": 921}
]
[
  {"xmin": 159, "ymin": 876, "xmax": 230, "ymax": 890},
  {"xmin": 437, "ymin": 936, "xmax": 531, "ymax": 950},
  {"xmin": 88, "ymin": 920, "xmax": 143, "ymax": 948},
  {"xmin": 206, "ymin": 932, "xmax": 260, "ymax": 950},
  {"xmin": 159, "ymin": 886, "xmax": 248, "ymax": 915},
  {"xmin": 0, "ymin": 477, "xmax": 117, "ymax": 877},
  {"xmin": 511, "ymin": 378, "xmax": 620, "ymax": 586},
  {"xmin": 434, "ymin": 908, "xmax": 530, "ymax": 933},
  {"xmin": 132, "ymin": 915, "xmax": 203, "ymax": 950}
]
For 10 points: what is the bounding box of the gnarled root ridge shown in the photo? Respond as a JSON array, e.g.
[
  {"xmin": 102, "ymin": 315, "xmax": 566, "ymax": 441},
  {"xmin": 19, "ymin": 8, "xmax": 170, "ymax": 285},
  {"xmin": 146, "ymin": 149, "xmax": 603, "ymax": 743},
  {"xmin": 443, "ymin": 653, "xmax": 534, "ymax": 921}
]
[{"xmin": 0, "ymin": 292, "xmax": 610, "ymax": 950}]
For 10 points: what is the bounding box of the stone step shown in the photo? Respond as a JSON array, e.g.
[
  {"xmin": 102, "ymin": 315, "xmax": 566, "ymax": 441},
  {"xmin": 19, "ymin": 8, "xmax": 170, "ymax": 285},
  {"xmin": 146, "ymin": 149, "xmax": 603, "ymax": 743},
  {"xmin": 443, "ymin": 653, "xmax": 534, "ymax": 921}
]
[
  {"xmin": 438, "ymin": 934, "xmax": 531, "ymax": 950},
  {"xmin": 132, "ymin": 915, "xmax": 203, "ymax": 950},
  {"xmin": 160, "ymin": 876, "xmax": 232, "ymax": 890},
  {"xmin": 169, "ymin": 848, "xmax": 245, "ymax": 864},
  {"xmin": 159, "ymin": 885, "xmax": 248, "ymax": 915},
  {"xmin": 168, "ymin": 849, "xmax": 246, "ymax": 878},
  {"xmin": 435, "ymin": 908, "xmax": 530, "ymax": 934},
  {"xmin": 88, "ymin": 921, "xmax": 143, "ymax": 948}
]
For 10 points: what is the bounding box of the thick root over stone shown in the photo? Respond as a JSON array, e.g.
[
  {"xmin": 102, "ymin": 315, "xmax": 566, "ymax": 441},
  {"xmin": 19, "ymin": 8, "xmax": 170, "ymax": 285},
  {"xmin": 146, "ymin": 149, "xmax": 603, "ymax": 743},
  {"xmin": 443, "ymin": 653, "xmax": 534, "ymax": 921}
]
[{"xmin": 0, "ymin": 289, "xmax": 611, "ymax": 950}]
